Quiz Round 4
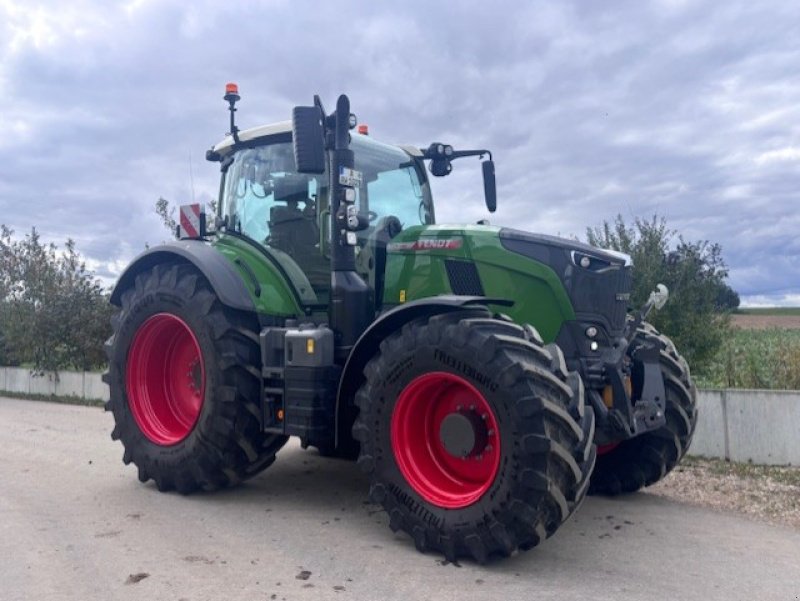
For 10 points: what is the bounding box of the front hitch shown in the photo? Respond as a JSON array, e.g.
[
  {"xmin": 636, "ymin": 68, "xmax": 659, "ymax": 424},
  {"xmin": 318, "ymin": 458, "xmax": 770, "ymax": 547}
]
[{"xmin": 588, "ymin": 283, "xmax": 671, "ymax": 444}]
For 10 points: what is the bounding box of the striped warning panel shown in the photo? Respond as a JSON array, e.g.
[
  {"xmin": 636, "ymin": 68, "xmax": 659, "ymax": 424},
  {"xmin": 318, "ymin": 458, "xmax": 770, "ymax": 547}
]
[{"xmin": 179, "ymin": 204, "xmax": 202, "ymax": 238}]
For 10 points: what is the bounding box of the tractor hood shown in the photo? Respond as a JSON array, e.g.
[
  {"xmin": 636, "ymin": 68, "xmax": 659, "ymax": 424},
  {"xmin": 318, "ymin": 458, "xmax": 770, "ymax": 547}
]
[
  {"xmin": 499, "ymin": 228, "xmax": 632, "ymax": 268},
  {"xmin": 499, "ymin": 227, "xmax": 634, "ymax": 338}
]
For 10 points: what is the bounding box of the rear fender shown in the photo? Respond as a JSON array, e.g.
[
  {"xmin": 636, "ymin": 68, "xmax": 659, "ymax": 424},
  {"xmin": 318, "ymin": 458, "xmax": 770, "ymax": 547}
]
[{"xmin": 110, "ymin": 241, "xmax": 255, "ymax": 312}]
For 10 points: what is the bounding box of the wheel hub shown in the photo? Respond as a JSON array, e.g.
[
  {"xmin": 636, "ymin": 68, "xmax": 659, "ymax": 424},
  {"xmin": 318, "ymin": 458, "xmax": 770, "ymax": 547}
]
[{"xmin": 439, "ymin": 409, "xmax": 488, "ymax": 459}]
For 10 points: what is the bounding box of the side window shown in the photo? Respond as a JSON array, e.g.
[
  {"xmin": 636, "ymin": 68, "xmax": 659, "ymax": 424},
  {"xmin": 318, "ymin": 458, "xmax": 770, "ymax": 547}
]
[
  {"xmin": 365, "ymin": 167, "xmax": 428, "ymax": 228},
  {"xmin": 223, "ymin": 144, "xmax": 319, "ymax": 245}
]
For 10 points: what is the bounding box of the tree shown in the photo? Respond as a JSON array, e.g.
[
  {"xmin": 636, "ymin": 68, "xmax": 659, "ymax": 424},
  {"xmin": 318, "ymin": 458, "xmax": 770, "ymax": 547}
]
[
  {"xmin": 154, "ymin": 196, "xmax": 177, "ymax": 234},
  {"xmin": 714, "ymin": 282, "xmax": 740, "ymax": 311},
  {"xmin": 586, "ymin": 214, "xmax": 734, "ymax": 372},
  {"xmin": 0, "ymin": 226, "xmax": 114, "ymax": 372}
]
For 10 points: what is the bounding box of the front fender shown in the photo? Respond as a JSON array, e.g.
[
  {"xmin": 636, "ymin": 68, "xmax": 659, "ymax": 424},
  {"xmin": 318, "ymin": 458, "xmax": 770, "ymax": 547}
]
[{"xmin": 335, "ymin": 295, "xmax": 513, "ymax": 446}]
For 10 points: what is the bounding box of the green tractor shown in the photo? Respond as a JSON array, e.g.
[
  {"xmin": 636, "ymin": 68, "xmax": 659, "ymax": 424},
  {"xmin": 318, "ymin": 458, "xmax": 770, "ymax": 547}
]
[{"xmin": 104, "ymin": 86, "xmax": 697, "ymax": 562}]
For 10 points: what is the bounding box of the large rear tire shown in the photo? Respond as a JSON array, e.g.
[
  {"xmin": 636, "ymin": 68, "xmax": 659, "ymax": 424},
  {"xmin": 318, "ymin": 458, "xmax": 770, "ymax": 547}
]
[
  {"xmin": 104, "ymin": 262, "xmax": 287, "ymax": 493},
  {"xmin": 353, "ymin": 309, "xmax": 595, "ymax": 563},
  {"xmin": 589, "ymin": 322, "xmax": 697, "ymax": 495}
]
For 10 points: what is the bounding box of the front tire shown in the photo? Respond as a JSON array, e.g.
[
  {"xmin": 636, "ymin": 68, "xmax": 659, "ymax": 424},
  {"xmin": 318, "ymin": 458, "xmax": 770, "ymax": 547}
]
[
  {"xmin": 353, "ymin": 309, "xmax": 595, "ymax": 562},
  {"xmin": 104, "ymin": 262, "xmax": 287, "ymax": 493},
  {"xmin": 589, "ymin": 322, "xmax": 698, "ymax": 495}
]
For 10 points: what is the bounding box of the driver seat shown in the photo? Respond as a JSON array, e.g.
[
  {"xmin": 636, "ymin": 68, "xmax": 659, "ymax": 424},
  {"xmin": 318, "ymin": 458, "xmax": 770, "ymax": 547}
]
[{"xmin": 268, "ymin": 200, "xmax": 329, "ymax": 297}]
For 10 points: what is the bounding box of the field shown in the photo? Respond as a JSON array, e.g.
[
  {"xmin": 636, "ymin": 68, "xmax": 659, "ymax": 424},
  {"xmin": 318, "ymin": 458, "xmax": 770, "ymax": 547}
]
[
  {"xmin": 736, "ymin": 307, "xmax": 800, "ymax": 316},
  {"xmin": 697, "ymin": 309, "xmax": 800, "ymax": 389},
  {"xmin": 732, "ymin": 307, "xmax": 800, "ymax": 330}
]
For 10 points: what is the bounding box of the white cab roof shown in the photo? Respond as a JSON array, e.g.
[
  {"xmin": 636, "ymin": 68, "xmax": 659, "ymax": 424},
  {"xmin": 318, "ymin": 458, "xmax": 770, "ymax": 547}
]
[
  {"xmin": 212, "ymin": 121, "xmax": 292, "ymax": 155},
  {"xmin": 212, "ymin": 120, "xmax": 422, "ymax": 158}
]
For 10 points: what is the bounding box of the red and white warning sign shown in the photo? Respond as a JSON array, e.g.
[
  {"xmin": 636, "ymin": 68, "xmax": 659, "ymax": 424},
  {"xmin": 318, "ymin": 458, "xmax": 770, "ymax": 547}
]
[{"xmin": 179, "ymin": 203, "xmax": 204, "ymax": 239}]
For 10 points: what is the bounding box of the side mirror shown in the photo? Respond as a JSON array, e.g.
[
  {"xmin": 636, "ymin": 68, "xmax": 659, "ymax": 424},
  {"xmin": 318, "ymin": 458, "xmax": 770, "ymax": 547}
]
[
  {"xmin": 292, "ymin": 106, "xmax": 325, "ymax": 174},
  {"xmin": 482, "ymin": 160, "xmax": 496, "ymax": 213}
]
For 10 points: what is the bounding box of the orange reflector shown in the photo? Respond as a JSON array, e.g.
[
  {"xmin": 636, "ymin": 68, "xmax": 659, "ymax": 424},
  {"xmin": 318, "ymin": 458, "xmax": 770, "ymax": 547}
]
[
  {"xmin": 357, "ymin": 124, "xmax": 369, "ymax": 135},
  {"xmin": 225, "ymin": 82, "xmax": 239, "ymax": 94},
  {"xmin": 603, "ymin": 377, "xmax": 633, "ymax": 408},
  {"xmin": 602, "ymin": 385, "xmax": 614, "ymax": 408},
  {"xmin": 277, "ymin": 409, "xmax": 284, "ymax": 421}
]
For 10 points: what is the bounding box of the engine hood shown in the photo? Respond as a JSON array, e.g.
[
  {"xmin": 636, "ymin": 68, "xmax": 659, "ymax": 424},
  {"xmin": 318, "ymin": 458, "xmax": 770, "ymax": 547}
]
[
  {"xmin": 499, "ymin": 228, "xmax": 632, "ymax": 267},
  {"xmin": 499, "ymin": 227, "xmax": 633, "ymax": 338}
]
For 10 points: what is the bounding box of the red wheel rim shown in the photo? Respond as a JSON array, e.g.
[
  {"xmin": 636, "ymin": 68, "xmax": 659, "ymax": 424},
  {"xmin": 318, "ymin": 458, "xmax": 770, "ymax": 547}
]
[
  {"xmin": 391, "ymin": 372, "xmax": 501, "ymax": 509},
  {"xmin": 597, "ymin": 442, "xmax": 620, "ymax": 456},
  {"xmin": 126, "ymin": 313, "xmax": 205, "ymax": 445}
]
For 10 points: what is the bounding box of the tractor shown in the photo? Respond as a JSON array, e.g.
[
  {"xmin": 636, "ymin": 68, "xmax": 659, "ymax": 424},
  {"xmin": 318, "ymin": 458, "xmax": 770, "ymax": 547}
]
[{"xmin": 104, "ymin": 85, "xmax": 697, "ymax": 562}]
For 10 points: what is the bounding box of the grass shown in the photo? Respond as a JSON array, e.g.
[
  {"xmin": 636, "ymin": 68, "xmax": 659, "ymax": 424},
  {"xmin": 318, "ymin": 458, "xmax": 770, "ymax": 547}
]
[
  {"xmin": 736, "ymin": 307, "xmax": 800, "ymax": 316},
  {"xmin": 0, "ymin": 390, "xmax": 105, "ymax": 408},
  {"xmin": 695, "ymin": 327, "xmax": 800, "ymax": 389}
]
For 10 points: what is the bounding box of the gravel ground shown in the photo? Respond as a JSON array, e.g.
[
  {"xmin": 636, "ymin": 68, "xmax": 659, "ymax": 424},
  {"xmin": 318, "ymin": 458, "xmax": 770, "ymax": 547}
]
[{"xmin": 647, "ymin": 456, "xmax": 800, "ymax": 529}]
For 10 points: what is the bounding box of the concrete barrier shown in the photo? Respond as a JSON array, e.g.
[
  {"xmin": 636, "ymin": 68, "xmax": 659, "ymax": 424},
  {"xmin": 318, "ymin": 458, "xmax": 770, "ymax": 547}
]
[
  {"xmin": 84, "ymin": 372, "xmax": 108, "ymax": 402},
  {"xmin": 689, "ymin": 389, "xmax": 800, "ymax": 465},
  {"xmin": 0, "ymin": 366, "xmax": 108, "ymax": 401},
  {"xmin": 0, "ymin": 366, "xmax": 798, "ymax": 464}
]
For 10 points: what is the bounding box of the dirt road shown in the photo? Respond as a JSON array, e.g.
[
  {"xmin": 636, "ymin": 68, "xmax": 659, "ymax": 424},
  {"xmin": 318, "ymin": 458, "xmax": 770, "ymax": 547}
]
[{"xmin": 1, "ymin": 397, "xmax": 798, "ymax": 601}]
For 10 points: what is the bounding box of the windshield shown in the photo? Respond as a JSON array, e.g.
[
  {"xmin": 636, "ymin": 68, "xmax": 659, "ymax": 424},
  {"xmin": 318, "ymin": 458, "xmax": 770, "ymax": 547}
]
[{"xmin": 220, "ymin": 133, "xmax": 433, "ymax": 247}]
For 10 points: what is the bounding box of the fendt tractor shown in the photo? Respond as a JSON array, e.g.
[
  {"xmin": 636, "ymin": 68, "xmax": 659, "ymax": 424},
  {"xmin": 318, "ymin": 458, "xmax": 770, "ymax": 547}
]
[{"xmin": 105, "ymin": 85, "xmax": 697, "ymax": 562}]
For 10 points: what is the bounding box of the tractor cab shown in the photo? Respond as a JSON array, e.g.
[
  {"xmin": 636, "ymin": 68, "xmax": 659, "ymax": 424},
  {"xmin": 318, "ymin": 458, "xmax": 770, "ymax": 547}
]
[{"xmin": 211, "ymin": 121, "xmax": 434, "ymax": 308}]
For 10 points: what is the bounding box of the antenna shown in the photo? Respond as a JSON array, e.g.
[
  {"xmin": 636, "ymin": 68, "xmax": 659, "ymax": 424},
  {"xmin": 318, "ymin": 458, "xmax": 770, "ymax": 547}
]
[{"xmin": 189, "ymin": 150, "xmax": 196, "ymax": 203}]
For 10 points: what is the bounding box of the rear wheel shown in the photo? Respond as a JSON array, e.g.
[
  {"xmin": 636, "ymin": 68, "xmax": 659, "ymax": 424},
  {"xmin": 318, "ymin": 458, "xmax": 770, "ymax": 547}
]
[
  {"xmin": 589, "ymin": 322, "xmax": 697, "ymax": 495},
  {"xmin": 353, "ymin": 309, "xmax": 595, "ymax": 562},
  {"xmin": 104, "ymin": 262, "xmax": 287, "ymax": 493}
]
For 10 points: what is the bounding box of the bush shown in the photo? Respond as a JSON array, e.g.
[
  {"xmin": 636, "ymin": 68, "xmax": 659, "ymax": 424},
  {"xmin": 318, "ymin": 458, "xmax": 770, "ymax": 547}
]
[
  {"xmin": 587, "ymin": 214, "xmax": 734, "ymax": 373},
  {"xmin": 0, "ymin": 225, "xmax": 114, "ymax": 371}
]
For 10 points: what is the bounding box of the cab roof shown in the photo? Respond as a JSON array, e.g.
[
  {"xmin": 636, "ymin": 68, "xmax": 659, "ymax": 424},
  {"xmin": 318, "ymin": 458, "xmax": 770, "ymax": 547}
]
[
  {"xmin": 211, "ymin": 121, "xmax": 422, "ymax": 158},
  {"xmin": 212, "ymin": 121, "xmax": 292, "ymax": 156}
]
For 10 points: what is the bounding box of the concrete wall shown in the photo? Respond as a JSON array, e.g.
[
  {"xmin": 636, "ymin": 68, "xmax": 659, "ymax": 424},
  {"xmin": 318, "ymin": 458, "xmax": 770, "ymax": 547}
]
[
  {"xmin": 0, "ymin": 366, "xmax": 798, "ymax": 465},
  {"xmin": 689, "ymin": 389, "xmax": 800, "ymax": 465},
  {"xmin": 0, "ymin": 367, "xmax": 108, "ymax": 401}
]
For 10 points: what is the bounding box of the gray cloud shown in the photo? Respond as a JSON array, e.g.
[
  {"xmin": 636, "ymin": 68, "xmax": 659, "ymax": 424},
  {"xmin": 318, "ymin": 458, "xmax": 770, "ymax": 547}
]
[{"xmin": 0, "ymin": 0, "xmax": 797, "ymax": 303}]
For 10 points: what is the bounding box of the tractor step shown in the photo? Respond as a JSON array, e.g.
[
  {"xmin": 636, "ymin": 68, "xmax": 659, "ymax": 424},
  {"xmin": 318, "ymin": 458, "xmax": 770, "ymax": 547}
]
[{"xmin": 260, "ymin": 325, "xmax": 340, "ymax": 449}]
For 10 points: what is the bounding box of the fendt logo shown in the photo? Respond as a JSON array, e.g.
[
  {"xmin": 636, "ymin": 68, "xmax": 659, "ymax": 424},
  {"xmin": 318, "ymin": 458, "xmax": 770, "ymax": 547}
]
[{"xmin": 387, "ymin": 239, "xmax": 463, "ymax": 252}]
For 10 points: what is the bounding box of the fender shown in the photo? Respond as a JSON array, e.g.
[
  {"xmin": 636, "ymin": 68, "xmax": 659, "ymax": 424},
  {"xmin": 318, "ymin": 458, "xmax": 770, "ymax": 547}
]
[
  {"xmin": 109, "ymin": 240, "xmax": 255, "ymax": 312},
  {"xmin": 334, "ymin": 295, "xmax": 513, "ymax": 447}
]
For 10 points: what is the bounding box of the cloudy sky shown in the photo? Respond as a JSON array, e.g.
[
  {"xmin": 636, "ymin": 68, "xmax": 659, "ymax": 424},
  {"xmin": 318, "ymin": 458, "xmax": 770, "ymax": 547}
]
[{"xmin": 1, "ymin": 0, "xmax": 798, "ymax": 305}]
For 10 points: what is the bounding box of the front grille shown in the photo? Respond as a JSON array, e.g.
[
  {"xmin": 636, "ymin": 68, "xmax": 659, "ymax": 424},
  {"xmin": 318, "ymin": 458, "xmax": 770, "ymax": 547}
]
[
  {"xmin": 611, "ymin": 266, "xmax": 633, "ymax": 332},
  {"xmin": 445, "ymin": 259, "xmax": 484, "ymax": 296}
]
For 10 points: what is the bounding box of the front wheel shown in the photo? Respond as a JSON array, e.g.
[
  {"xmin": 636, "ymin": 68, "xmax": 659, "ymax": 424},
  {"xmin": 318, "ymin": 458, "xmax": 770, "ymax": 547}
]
[
  {"xmin": 104, "ymin": 262, "xmax": 287, "ymax": 493},
  {"xmin": 589, "ymin": 322, "xmax": 698, "ymax": 495},
  {"xmin": 352, "ymin": 309, "xmax": 595, "ymax": 563}
]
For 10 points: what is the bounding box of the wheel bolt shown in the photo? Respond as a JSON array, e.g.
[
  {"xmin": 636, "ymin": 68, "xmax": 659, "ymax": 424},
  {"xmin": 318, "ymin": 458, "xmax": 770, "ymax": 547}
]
[
  {"xmin": 485, "ymin": 445, "xmax": 493, "ymax": 452},
  {"xmin": 487, "ymin": 429, "xmax": 495, "ymax": 436},
  {"xmin": 481, "ymin": 413, "xmax": 487, "ymax": 420}
]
